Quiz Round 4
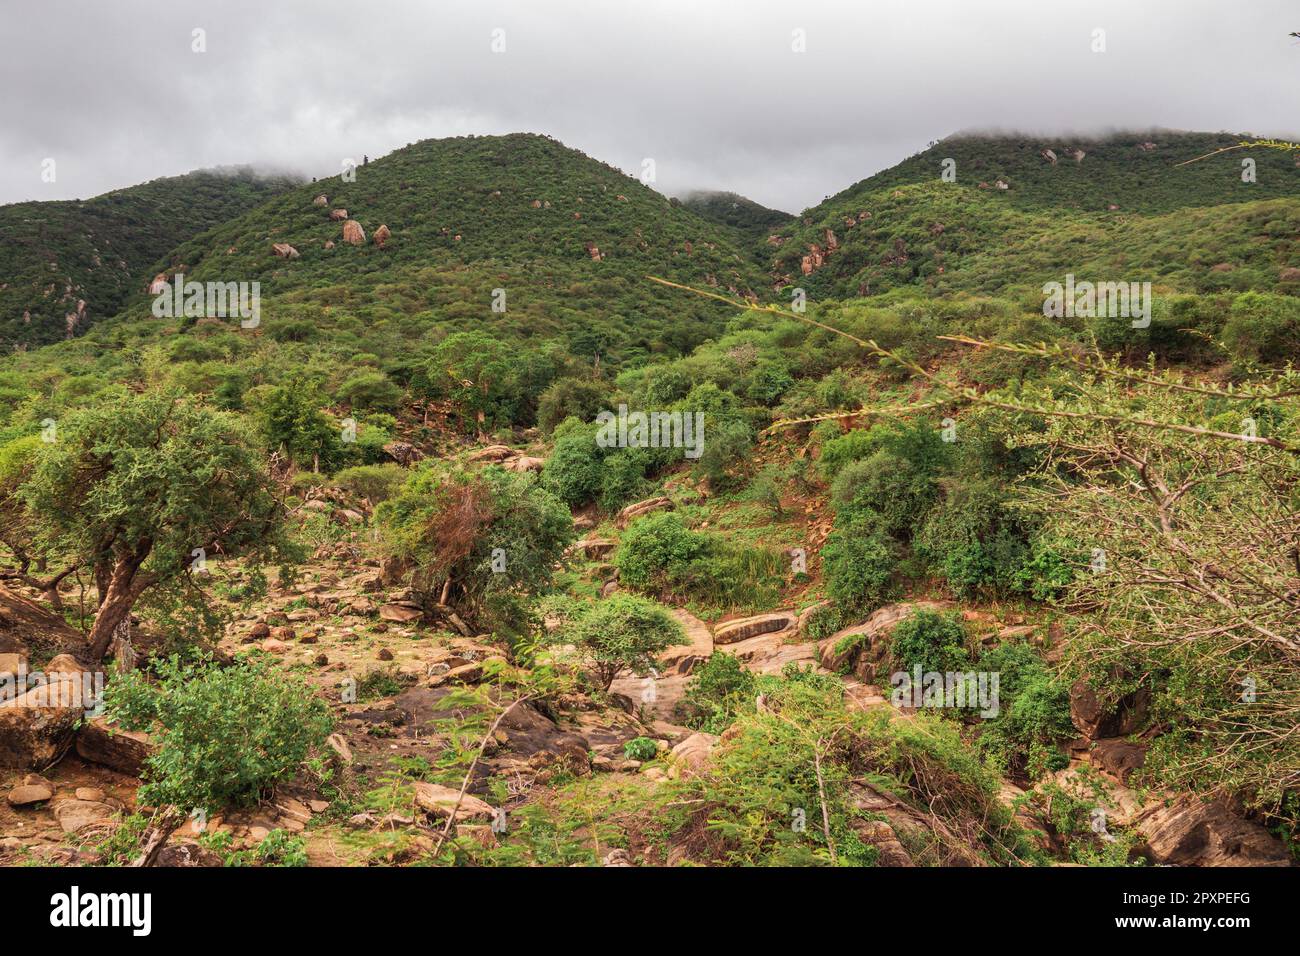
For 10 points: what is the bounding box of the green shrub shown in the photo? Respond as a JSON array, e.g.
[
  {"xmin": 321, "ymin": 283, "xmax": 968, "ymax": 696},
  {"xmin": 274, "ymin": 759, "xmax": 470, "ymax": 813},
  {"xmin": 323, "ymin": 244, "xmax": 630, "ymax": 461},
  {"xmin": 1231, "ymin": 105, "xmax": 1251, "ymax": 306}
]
[
  {"xmin": 821, "ymin": 516, "xmax": 896, "ymax": 613},
  {"xmin": 104, "ymin": 656, "xmax": 334, "ymax": 811},
  {"xmin": 886, "ymin": 609, "xmax": 971, "ymax": 676},
  {"xmin": 623, "ymin": 737, "xmax": 659, "ymax": 761},
  {"xmin": 561, "ymin": 593, "xmax": 685, "ymax": 689},
  {"xmin": 976, "ymin": 642, "xmax": 1073, "ymax": 780},
  {"xmin": 679, "ymin": 651, "xmax": 756, "ymax": 733},
  {"xmin": 537, "ymin": 377, "xmax": 615, "ymax": 435},
  {"xmin": 914, "ymin": 478, "xmax": 1035, "ymax": 597},
  {"xmin": 541, "ymin": 419, "xmax": 606, "ymax": 507},
  {"xmin": 331, "ymin": 463, "xmax": 408, "ymax": 504}
]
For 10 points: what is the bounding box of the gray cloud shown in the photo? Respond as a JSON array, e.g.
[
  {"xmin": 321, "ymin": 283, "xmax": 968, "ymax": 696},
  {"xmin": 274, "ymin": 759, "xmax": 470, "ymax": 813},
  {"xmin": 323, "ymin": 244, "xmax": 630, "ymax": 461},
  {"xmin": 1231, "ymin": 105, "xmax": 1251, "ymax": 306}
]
[{"xmin": 1, "ymin": 0, "xmax": 1297, "ymax": 212}]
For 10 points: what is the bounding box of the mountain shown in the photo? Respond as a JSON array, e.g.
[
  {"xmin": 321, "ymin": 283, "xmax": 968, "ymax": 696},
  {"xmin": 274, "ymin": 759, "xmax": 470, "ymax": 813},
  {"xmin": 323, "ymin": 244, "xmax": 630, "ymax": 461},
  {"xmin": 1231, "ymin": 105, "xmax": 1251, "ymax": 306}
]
[
  {"xmin": 678, "ymin": 190, "xmax": 792, "ymax": 242},
  {"xmin": 0, "ymin": 168, "xmax": 299, "ymax": 349},
  {"xmin": 768, "ymin": 131, "xmax": 1300, "ymax": 299},
  {"xmin": 124, "ymin": 134, "xmax": 768, "ymax": 369}
]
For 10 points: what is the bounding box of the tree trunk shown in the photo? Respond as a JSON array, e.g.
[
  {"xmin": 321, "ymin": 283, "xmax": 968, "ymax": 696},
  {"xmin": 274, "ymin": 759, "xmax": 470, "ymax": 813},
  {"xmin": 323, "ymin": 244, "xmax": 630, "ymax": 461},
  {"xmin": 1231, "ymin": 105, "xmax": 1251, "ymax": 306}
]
[{"xmin": 87, "ymin": 555, "xmax": 147, "ymax": 663}]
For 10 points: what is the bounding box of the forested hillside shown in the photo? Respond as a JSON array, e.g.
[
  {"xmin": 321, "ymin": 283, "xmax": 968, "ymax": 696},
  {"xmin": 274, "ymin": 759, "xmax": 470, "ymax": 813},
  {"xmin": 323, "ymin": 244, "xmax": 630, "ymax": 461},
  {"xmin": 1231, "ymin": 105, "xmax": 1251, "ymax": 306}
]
[
  {"xmin": 1, "ymin": 130, "xmax": 1297, "ymax": 871},
  {"xmin": 0, "ymin": 168, "xmax": 299, "ymax": 349}
]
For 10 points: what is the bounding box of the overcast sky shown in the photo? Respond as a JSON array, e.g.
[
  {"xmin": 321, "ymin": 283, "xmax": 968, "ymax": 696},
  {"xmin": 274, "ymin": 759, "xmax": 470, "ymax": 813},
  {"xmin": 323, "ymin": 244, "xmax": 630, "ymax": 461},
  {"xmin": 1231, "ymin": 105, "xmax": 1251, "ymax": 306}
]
[{"xmin": 1, "ymin": 0, "xmax": 1297, "ymax": 213}]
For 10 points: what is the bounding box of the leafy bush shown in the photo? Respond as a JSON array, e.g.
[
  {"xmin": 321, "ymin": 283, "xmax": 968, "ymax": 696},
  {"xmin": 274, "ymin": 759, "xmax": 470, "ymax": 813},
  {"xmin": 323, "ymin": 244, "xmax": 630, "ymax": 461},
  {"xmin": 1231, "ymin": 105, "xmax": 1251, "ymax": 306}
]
[
  {"xmin": 821, "ymin": 516, "xmax": 896, "ymax": 613},
  {"xmin": 886, "ymin": 609, "xmax": 971, "ymax": 676},
  {"xmin": 560, "ymin": 593, "xmax": 685, "ymax": 690},
  {"xmin": 623, "ymin": 737, "xmax": 659, "ymax": 761},
  {"xmin": 976, "ymin": 643, "xmax": 1073, "ymax": 780},
  {"xmin": 914, "ymin": 478, "xmax": 1036, "ymax": 597},
  {"xmin": 104, "ymin": 656, "xmax": 333, "ymax": 811},
  {"xmin": 679, "ymin": 651, "xmax": 756, "ymax": 734}
]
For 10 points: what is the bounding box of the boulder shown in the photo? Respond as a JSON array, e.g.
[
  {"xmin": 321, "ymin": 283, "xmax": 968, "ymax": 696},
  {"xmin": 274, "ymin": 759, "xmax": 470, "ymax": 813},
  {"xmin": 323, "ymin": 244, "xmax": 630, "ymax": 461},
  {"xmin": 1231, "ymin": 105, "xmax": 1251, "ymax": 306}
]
[
  {"xmin": 467, "ymin": 444, "xmax": 515, "ymax": 462},
  {"xmin": 0, "ymin": 677, "xmax": 86, "ymax": 770},
  {"xmin": 572, "ymin": 538, "xmax": 616, "ymax": 560},
  {"xmin": 854, "ymin": 820, "xmax": 914, "ymax": 866},
  {"xmin": 617, "ymin": 496, "xmax": 674, "ymax": 527},
  {"xmin": 713, "ymin": 611, "xmax": 794, "ymax": 646},
  {"xmin": 658, "ymin": 608, "xmax": 713, "ymax": 676},
  {"xmin": 342, "ymin": 220, "xmax": 366, "ymax": 245},
  {"xmin": 501, "ymin": 455, "xmax": 544, "ymax": 473},
  {"xmin": 1040, "ymin": 148, "xmax": 1058, "ymax": 164},
  {"xmin": 1069, "ymin": 681, "xmax": 1149, "ymax": 740},
  {"xmin": 312, "ymin": 194, "xmax": 328, "ymax": 206},
  {"xmin": 6, "ymin": 782, "xmax": 53, "ymax": 806},
  {"xmin": 156, "ymin": 843, "xmax": 224, "ymax": 867},
  {"xmin": 379, "ymin": 603, "xmax": 423, "ymax": 623},
  {"xmin": 413, "ymin": 781, "xmax": 495, "ymax": 822},
  {"xmin": 329, "ymin": 208, "xmax": 348, "ymax": 221},
  {"xmin": 52, "ymin": 797, "xmax": 118, "ymax": 834},
  {"xmin": 373, "ymin": 224, "xmax": 391, "ymax": 249},
  {"xmin": 1088, "ymin": 738, "xmax": 1147, "ymax": 783},
  {"xmin": 76, "ymin": 716, "xmax": 155, "ymax": 776},
  {"xmin": 1136, "ymin": 796, "xmax": 1291, "ymax": 867},
  {"xmin": 271, "ymin": 242, "xmax": 299, "ymax": 259},
  {"xmin": 383, "ymin": 441, "xmax": 422, "ymax": 466},
  {"xmin": 666, "ymin": 732, "xmax": 717, "ymax": 780}
]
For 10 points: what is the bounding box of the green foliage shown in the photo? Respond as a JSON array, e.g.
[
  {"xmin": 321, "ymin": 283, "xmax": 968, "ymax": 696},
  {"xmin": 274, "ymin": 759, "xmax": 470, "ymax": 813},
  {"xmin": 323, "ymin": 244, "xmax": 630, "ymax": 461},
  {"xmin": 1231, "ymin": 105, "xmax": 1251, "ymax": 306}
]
[
  {"xmin": 376, "ymin": 460, "xmax": 573, "ymax": 627},
  {"xmin": 258, "ymin": 374, "xmax": 342, "ymax": 470},
  {"xmin": 1221, "ymin": 291, "xmax": 1300, "ymax": 365},
  {"xmin": 914, "ymin": 478, "xmax": 1037, "ymax": 597},
  {"xmin": 679, "ymin": 651, "xmax": 756, "ymax": 734},
  {"xmin": 976, "ymin": 642, "xmax": 1073, "ymax": 780},
  {"xmin": 623, "ymin": 737, "xmax": 659, "ymax": 761},
  {"xmin": 614, "ymin": 512, "xmax": 784, "ymax": 611},
  {"xmin": 559, "ymin": 593, "xmax": 685, "ymax": 689},
  {"xmin": 537, "ymin": 377, "xmax": 615, "ymax": 435},
  {"xmin": 821, "ymin": 516, "xmax": 896, "ymax": 613},
  {"xmin": 886, "ymin": 609, "xmax": 971, "ymax": 676},
  {"xmin": 104, "ymin": 655, "xmax": 333, "ymax": 811}
]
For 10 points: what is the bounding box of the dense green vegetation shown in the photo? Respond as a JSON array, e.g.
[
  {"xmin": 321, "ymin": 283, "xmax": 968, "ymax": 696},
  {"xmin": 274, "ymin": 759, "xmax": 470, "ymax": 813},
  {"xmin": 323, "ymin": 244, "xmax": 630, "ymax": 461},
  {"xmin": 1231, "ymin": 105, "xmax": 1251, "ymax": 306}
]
[
  {"xmin": 0, "ymin": 167, "xmax": 298, "ymax": 348},
  {"xmin": 2, "ymin": 128, "xmax": 1298, "ymax": 867}
]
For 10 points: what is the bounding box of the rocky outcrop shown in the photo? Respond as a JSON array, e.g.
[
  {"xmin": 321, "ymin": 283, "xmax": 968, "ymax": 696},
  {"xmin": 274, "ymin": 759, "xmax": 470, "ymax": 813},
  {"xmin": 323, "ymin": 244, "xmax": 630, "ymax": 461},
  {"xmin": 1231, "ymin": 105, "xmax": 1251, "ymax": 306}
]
[
  {"xmin": 1069, "ymin": 681, "xmax": 1149, "ymax": 740},
  {"xmin": 271, "ymin": 242, "xmax": 299, "ymax": 259},
  {"xmin": 413, "ymin": 781, "xmax": 495, "ymax": 822},
  {"xmin": 373, "ymin": 224, "xmax": 391, "ymax": 249},
  {"xmin": 713, "ymin": 611, "xmax": 795, "ymax": 646},
  {"xmin": 76, "ymin": 716, "xmax": 155, "ymax": 776},
  {"xmin": 0, "ymin": 673, "xmax": 91, "ymax": 770},
  {"xmin": 382, "ymin": 441, "xmax": 423, "ymax": 466},
  {"xmin": 666, "ymin": 731, "xmax": 717, "ymax": 780},
  {"xmin": 1136, "ymin": 796, "xmax": 1291, "ymax": 867},
  {"xmin": 342, "ymin": 220, "xmax": 366, "ymax": 245},
  {"xmin": 617, "ymin": 496, "xmax": 673, "ymax": 527},
  {"xmin": 817, "ymin": 601, "xmax": 951, "ymax": 677},
  {"xmin": 658, "ymin": 608, "xmax": 713, "ymax": 676}
]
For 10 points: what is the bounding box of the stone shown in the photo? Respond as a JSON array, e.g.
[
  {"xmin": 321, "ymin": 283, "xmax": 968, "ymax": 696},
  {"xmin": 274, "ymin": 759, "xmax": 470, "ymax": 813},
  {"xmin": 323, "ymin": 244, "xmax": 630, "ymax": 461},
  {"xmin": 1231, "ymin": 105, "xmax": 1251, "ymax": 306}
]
[
  {"xmin": 248, "ymin": 621, "xmax": 271, "ymax": 640},
  {"xmin": 1088, "ymin": 738, "xmax": 1148, "ymax": 783},
  {"xmin": 155, "ymin": 843, "xmax": 224, "ymax": 867},
  {"xmin": 1136, "ymin": 796, "xmax": 1290, "ymax": 867},
  {"xmin": 76, "ymin": 717, "xmax": 154, "ymax": 780},
  {"xmin": 617, "ymin": 495, "xmax": 673, "ymax": 527},
  {"xmin": 75, "ymin": 787, "xmax": 105, "ymax": 802},
  {"xmin": 342, "ymin": 220, "xmax": 366, "ymax": 245},
  {"xmin": 379, "ymin": 603, "xmax": 423, "ymax": 623},
  {"xmin": 329, "ymin": 208, "xmax": 348, "ymax": 220},
  {"xmin": 817, "ymin": 601, "xmax": 952, "ymax": 675},
  {"xmin": 666, "ymin": 732, "xmax": 717, "ymax": 780},
  {"xmin": 53, "ymin": 798, "xmax": 118, "ymax": 833},
  {"xmin": 572, "ymin": 538, "xmax": 616, "ymax": 560},
  {"xmin": 376, "ymin": 648, "xmax": 394, "ymax": 662},
  {"xmin": 270, "ymin": 625, "xmax": 296, "ymax": 641},
  {"xmin": 412, "ymin": 781, "xmax": 495, "ymax": 822},
  {"xmin": 313, "ymin": 194, "xmax": 328, "ymax": 206},
  {"xmin": 261, "ymin": 639, "xmax": 289, "ymax": 655},
  {"xmin": 713, "ymin": 611, "xmax": 794, "ymax": 646},
  {"xmin": 658, "ymin": 608, "xmax": 713, "ymax": 676},
  {"xmin": 325, "ymin": 733, "xmax": 353, "ymax": 765},
  {"xmin": 7, "ymin": 783, "xmax": 53, "ymax": 806},
  {"xmin": 0, "ymin": 677, "xmax": 85, "ymax": 770},
  {"xmin": 372, "ymin": 224, "xmax": 391, "ymax": 249},
  {"xmin": 271, "ymin": 242, "xmax": 299, "ymax": 259},
  {"xmin": 796, "ymin": 601, "xmax": 830, "ymax": 637},
  {"xmin": 855, "ymin": 820, "xmax": 914, "ymax": 866}
]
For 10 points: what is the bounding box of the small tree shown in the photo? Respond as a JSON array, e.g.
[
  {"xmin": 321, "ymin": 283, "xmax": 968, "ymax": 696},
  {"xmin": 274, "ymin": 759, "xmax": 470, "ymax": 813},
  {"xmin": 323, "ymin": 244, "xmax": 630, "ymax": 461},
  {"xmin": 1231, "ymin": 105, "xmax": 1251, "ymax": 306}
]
[
  {"xmin": 21, "ymin": 391, "xmax": 290, "ymax": 663},
  {"xmin": 376, "ymin": 462, "xmax": 573, "ymax": 627},
  {"xmin": 563, "ymin": 593, "xmax": 685, "ymax": 690}
]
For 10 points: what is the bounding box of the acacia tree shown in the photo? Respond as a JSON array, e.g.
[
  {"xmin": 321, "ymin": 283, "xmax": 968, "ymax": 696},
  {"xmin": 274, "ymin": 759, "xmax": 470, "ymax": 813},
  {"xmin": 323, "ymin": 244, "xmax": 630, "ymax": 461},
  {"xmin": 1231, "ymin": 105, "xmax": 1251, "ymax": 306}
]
[
  {"xmin": 20, "ymin": 390, "xmax": 290, "ymax": 663},
  {"xmin": 959, "ymin": 344, "xmax": 1300, "ymax": 821}
]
